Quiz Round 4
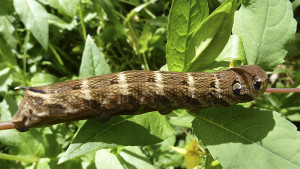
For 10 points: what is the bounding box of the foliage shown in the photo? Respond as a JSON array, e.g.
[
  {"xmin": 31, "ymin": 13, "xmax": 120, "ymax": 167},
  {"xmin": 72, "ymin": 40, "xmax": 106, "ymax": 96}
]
[{"xmin": 0, "ymin": 0, "xmax": 300, "ymax": 168}]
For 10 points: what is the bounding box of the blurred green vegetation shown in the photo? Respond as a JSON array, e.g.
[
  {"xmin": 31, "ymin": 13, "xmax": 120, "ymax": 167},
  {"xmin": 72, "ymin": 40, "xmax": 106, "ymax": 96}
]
[{"xmin": 0, "ymin": 0, "xmax": 300, "ymax": 168}]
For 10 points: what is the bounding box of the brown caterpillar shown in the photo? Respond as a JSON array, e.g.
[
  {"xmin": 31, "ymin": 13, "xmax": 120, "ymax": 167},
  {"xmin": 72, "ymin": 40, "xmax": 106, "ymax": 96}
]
[{"xmin": 12, "ymin": 65, "xmax": 268, "ymax": 132}]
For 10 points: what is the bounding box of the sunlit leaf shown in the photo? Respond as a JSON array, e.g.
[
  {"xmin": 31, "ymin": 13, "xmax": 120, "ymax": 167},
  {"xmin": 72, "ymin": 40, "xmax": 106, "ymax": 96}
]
[
  {"xmin": 193, "ymin": 106, "xmax": 300, "ymax": 169},
  {"xmin": 79, "ymin": 35, "xmax": 111, "ymax": 78},
  {"xmin": 59, "ymin": 112, "xmax": 174, "ymax": 163},
  {"xmin": 14, "ymin": 0, "xmax": 49, "ymax": 50},
  {"xmin": 233, "ymin": 0, "xmax": 296, "ymax": 70},
  {"xmin": 166, "ymin": 0, "xmax": 209, "ymax": 72}
]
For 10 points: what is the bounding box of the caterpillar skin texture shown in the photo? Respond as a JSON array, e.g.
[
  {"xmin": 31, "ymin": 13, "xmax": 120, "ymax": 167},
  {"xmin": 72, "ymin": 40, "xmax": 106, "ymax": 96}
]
[{"xmin": 12, "ymin": 65, "xmax": 268, "ymax": 132}]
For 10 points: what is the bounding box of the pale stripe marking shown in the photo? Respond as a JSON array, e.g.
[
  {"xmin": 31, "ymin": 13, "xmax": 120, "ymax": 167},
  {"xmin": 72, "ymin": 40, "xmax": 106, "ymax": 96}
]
[
  {"xmin": 117, "ymin": 72, "xmax": 129, "ymax": 95},
  {"xmin": 213, "ymin": 73, "xmax": 222, "ymax": 99},
  {"xmin": 26, "ymin": 90, "xmax": 51, "ymax": 117},
  {"xmin": 187, "ymin": 73, "xmax": 196, "ymax": 98},
  {"xmin": 154, "ymin": 71, "xmax": 164, "ymax": 95},
  {"xmin": 27, "ymin": 90, "xmax": 51, "ymax": 104},
  {"xmin": 81, "ymin": 79, "xmax": 92, "ymax": 100}
]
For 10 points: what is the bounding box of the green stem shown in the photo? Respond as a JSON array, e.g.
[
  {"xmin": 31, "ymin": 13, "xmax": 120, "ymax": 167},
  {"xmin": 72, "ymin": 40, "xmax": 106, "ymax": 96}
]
[
  {"xmin": 0, "ymin": 152, "xmax": 39, "ymax": 162},
  {"xmin": 49, "ymin": 42, "xmax": 64, "ymax": 66},
  {"xmin": 142, "ymin": 53, "xmax": 149, "ymax": 70},
  {"xmin": 79, "ymin": 2, "xmax": 87, "ymax": 41}
]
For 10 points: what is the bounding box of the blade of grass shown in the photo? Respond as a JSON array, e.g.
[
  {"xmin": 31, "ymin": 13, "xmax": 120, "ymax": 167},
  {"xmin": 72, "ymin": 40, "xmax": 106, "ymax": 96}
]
[{"xmin": 78, "ymin": 2, "xmax": 87, "ymax": 41}]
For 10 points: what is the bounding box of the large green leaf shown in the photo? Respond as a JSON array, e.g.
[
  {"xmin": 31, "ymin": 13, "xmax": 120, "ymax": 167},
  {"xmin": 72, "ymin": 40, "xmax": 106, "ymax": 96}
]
[
  {"xmin": 166, "ymin": 0, "xmax": 209, "ymax": 72},
  {"xmin": 184, "ymin": 1, "xmax": 234, "ymax": 72},
  {"xmin": 59, "ymin": 112, "xmax": 174, "ymax": 163},
  {"xmin": 192, "ymin": 106, "xmax": 300, "ymax": 169},
  {"xmin": 232, "ymin": 0, "xmax": 296, "ymax": 70},
  {"xmin": 79, "ymin": 35, "xmax": 111, "ymax": 78},
  {"xmin": 13, "ymin": 0, "xmax": 49, "ymax": 50}
]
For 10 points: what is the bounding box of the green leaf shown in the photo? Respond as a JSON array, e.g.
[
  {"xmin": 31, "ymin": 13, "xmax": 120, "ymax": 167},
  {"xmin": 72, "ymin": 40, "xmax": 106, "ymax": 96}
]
[
  {"xmin": 184, "ymin": 2, "xmax": 234, "ymax": 72},
  {"xmin": 36, "ymin": 158, "xmax": 50, "ymax": 169},
  {"xmin": 0, "ymin": 0, "xmax": 14, "ymax": 15},
  {"xmin": 95, "ymin": 149, "xmax": 123, "ymax": 169},
  {"xmin": 232, "ymin": 0, "xmax": 296, "ymax": 70},
  {"xmin": 59, "ymin": 112, "xmax": 174, "ymax": 163},
  {"xmin": 192, "ymin": 106, "xmax": 300, "ymax": 169},
  {"xmin": 168, "ymin": 109, "xmax": 194, "ymax": 128},
  {"xmin": 0, "ymin": 129, "xmax": 45, "ymax": 158},
  {"xmin": 286, "ymin": 33, "xmax": 300, "ymax": 58},
  {"xmin": 47, "ymin": 14, "xmax": 78, "ymax": 30},
  {"xmin": 0, "ymin": 68, "xmax": 13, "ymax": 96},
  {"xmin": 201, "ymin": 35, "xmax": 247, "ymax": 72},
  {"xmin": 95, "ymin": 147, "xmax": 154, "ymax": 169},
  {"xmin": 13, "ymin": 0, "xmax": 49, "ymax": 50},
  {"xmin": 292, "ymin": 0, "xmax": 300, "ymax": 10},
  {"xmin": 0, "ymin": 96, "xmax": 44, "ymax": 162},
  {"xmin": 79, "ymin": 35, "xmax": 111, "ymax": 78},
  {"xmin": 96, "ymin": 0, "xmax": 126, "ymax": 36},
  {"xmin": 45, "ymin": 0, "xmax": 80, "ymax": 17},
  {"xmin": 0, "ymin": 16, "xmax": 18, "ymax": 49},
  {"xmin": 0, "ymin": 39, "xmax": 17, "ymax": 68},
  {"xmin": 139, "ymin": 22, "xmax": 152, "ymax": 53},
  {"xmin": 118, "ymin": 147, "xmax": 154, "ymax": 168},
  {"xmin": 215, "ymin": 35, "xmax": 246, "ymax": 63},
  {"xmin": 0, "ymin": 94, "xmax": 14, "ymax": 121},
  {"xmin": 30, "ymin": 73, "xmax": 59, "ymax": 87},
  {"xmin": 166, "ymin": 0, "xmax": 209, "ymax": 72}
]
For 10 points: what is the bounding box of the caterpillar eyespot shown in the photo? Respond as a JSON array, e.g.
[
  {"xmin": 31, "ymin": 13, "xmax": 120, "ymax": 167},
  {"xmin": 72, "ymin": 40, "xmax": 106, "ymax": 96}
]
[
  {"xmin": 252, "ymin": 75, "xmax": 262, "ymax": 90},
  {"xmin": 11, "ymin": 65, "xmax": 268, "ymax": 132},
  {"xmin": 232, "ymin": 82, "xmax": 242, "ymax": 95}
]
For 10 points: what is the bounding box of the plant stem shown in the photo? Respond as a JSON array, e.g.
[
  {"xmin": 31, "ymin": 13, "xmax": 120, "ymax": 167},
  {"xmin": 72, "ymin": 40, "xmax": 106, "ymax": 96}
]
[
  {"xmin": 0, "ymin": 153, "xmax": 39, "ymax": 162},
  {"xmin": 79, "ymin": 2, "xmax": 87, "ymax": 41}
]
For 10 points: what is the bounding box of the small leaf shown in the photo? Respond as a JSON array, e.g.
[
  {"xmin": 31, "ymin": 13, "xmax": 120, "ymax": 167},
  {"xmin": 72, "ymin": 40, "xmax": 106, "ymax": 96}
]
[
  {"xmin": 13, "ymin": 0, "xmax": 49, "ymax": 50},
  {"xmin": 0, "ymin": 68, "xmax": 13, "ymax": 96},
  {"xmin": 0, "ymin": 16, "xmax": 17, "ymax": 49},
  {"xmin": 47, "ymin": 14, "xmax": 78, "ymax": 30},
  {"xmin": 184, "ymin": 2, "xmax": 234, "ymax": 72},
  {"xmin": 201, "ymin": 35, "xmax": 247, "ymax": 71},
  {"xmin": 118, "ymin": 147, "xmax": 154, "ymax": 169},
  {"xmin": 193, "ymin": 106, "xmax": 300, "ymax": 169},
  {"xmin": 95, "ymin": 149, "xmax": 123, "ymax": 169},
  {"xmin": 233, "ymin": 0, "xmax": 297, "ymax": 70},
  {"xmin": 168, "ymin": 109, "xmax": 194, "ymax": 128},
  {"xmin": 36, "ymin": 158, "xmax": 50, "ymax": 169},
  {"xmin": 96, "ymin": 0, "xmax": 125, "ymax": 36},
  {"xmin": 30, "ymin": 73, "xmax": 59, "ymax": 87},
  {"xmin": 79, "ymin": 35, "xmax": 111, "ymax": 78},
  {"xmin": 45, "ymin": 0, "xmax": 80, "ymax": 17},
  {"xmin": 139, "ymin": 23, "xmax": 152, "ymax": 53},
  {"xmin": 215, "ymin": 35, "xmax": 246, "ymax": 63},
  {"xmin": 166, "ymin": 0, "xmax": 209, "ymax": 72},
  {"xmin": 59, "ymin": 112, "xmax": 174, "ymax": 163},
  {"xmin": 95, "ymin": 147, "xmax": 154, "ymax": 169}
]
